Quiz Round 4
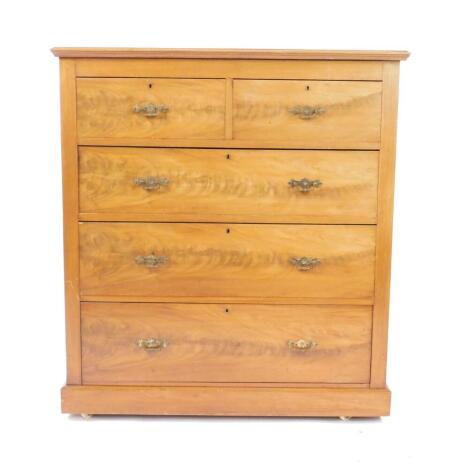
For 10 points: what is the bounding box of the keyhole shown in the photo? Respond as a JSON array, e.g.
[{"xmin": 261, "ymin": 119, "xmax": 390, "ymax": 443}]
[
  {"xmin": 148, "ymin": 83, "xmax": 153, "ymax": 89},
  {"xmin": 306, "ymin": 85, "xmax": 310, "ymax": 91},
  {"xmin": 226, "ymin": 154, "xmax": 231, "ymax": 160},
  {"xmin": 226, "ymin": 228, "xmax": 231, "ymax": 234},
  {"xmin": 225, "ymin": 308, "xmax": 230, "ymax": 314}
]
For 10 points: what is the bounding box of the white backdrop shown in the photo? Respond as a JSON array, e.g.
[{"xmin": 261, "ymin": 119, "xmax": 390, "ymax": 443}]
[{"xmin": 1, "ymin": 1, "xmax": 461, "ymax": 468}]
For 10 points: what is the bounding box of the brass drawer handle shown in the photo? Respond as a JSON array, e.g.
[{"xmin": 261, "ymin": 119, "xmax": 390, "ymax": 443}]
[
  {"xmin": 288, "ymin": 339, "xmax": 317, "ymax": 351},
  {"xmin": 290, "ymin": 257, "xmax": 321, "ymax": 271},
  {"xmin": 137, "ymin": 338, "xmax": 168, "ymax": 351},
  {"xmin": 288, "ymin": 178, "xmax": 322, "ymax": 193},
  {"xmin": 134, "ymin": 176, "xmax": 170, "ymax": 191},
  {"xmin": 289, "ymin": 105, "xmax": 325, "ymax": 119},
  {"xmin": 133, "ymin": 103, "xmax": 169, "ymax": 117},
  {"xmin": 135, "ymin": 253, "xmax": 169, "ymax": 269}
]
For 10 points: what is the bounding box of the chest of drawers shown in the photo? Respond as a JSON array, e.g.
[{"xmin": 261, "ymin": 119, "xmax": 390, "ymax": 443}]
[{"xmin": 53, "ymin": 48, "xmax": 409, "ymax": 417}]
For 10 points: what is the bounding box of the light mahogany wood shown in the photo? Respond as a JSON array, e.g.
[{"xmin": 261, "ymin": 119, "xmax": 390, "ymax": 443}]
[
  {"xmin": 79, "ymin": 223, "xmax": 376, "ymax": 301},
  {"xmin": 234, "ymin": 80, "xmax": 382, "ymax": 148},
  {"xmin": 370, "ymin": 62, "xmax": 400, "ymax": 387},
  {"xmin": 59, "ymin": 59, "xmax": 81, "ymax": 384},
  {"xmin": 70, "ymin": 381, "xmax": 369, "ymax": 388},
  {"xmin": 54, "ymin": 48, "xmax": 406, "ymax": 417},
  {"xmin": 225, "ymin": 78, "xmax": 233, "ymax": 139},
  {"xmin": 79, "ymin": 147, "xmax": 379, "ymax": 224},
  {"xmin": 61, "ymin": 385, "xmax": 391, "ymax": 416},
  {"xmin": 51, "ymin": 47, "xmax": 409, "ymax": 61},
  {"xmin": 81, "ymin": 303, "xmax": 372, "ymax": 384},
  {"xmin": 74, "ymin": 59, "xmax": 384, "ymax": 81},
  {"xmin": 80, "ymin": 295, "xmax": 373, "ymax": 305},
  {"xmin": 77, "ymin": 78, "xmax": 226, "ymax": 140},
  {"xmin": 77, "ymin": 137, "xmax": 380, "ymax": 150}
]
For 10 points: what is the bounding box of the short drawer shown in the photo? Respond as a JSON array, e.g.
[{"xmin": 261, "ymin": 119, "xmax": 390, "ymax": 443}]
[
  {"xmin": 77, "ymin": 78, "xmax": 226, "ymax": 140},
  {"xmin": 81, "ymin": 302, "xmax": 372, "ymax": 384},
  {"xmin": 79, "ymin": 147, "xmax": 378, "ymax": 224},
  {"xmin": 233, "ymin": 80, "xmax": 382, "ymax": 148},
  {"xmin": 79, "ymin": 223, "xmax": 375, "ymax": 302}
]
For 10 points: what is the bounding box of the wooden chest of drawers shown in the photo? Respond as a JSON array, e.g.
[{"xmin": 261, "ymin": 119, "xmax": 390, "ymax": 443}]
[{"xmin": 53, "ymin": 48, "xmax": 409, "ymax": 417}]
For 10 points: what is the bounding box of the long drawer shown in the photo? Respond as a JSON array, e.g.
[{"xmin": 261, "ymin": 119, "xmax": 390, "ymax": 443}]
[
  {"xmin": 79, "ymin": 147, "xmax": 379, "ymax": 224},
  {"xmin": 79, "ymin": 223, "xmax": 376, "ymax": 301},
  {"xmin": 81, "ymin": 302, "xmax": 372, "ymax": 384},
  {"xmin": 233, "ymin": 79, "xmax": 382, "ymax": 148},
  {"xmin": 77, "ymin": 78, "xmax": 226, "ymax": 140}
]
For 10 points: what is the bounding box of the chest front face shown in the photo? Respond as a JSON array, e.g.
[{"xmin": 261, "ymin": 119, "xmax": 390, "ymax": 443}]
[{"xmin": 54, "ymin": 48, "xmax": 408, "ymax": 418}]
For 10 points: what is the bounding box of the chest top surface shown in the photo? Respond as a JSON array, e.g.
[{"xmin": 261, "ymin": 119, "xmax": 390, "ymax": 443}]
[{"xmin": 51, "ymin": 47, "xmax": 409, "ymax": 60}]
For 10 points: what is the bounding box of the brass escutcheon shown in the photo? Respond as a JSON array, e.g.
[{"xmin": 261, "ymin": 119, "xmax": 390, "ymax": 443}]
[
  {"xmin": 288, "ymin": 339, "xmax": 317, "ymax": 351},
  {"xmin": 289, "ymin": 257, "xmax": 321, "ymax": 271},
  {"xmin": 135, "ymin": 253, "xmax": 169, "ymax": 269},
  {"xmin": 288, "ymin": 178, "xmax": 322, "ymax": 193},
  {"xmin": 137, "ymin": 338, "xmax": 168, "ymax": 351},
  {"xmin": 289, "ymin": 105, "xmax": 325, "ymax": 119},
  {"xmin": 134, "ymin": 176, "xmax": 170, "ymax": 191},
  {"xmin": 133, "ymin": 103, "xmax": 169, "ymax": 117}
]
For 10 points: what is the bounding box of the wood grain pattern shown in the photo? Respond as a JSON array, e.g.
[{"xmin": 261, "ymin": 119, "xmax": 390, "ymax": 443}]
[
  {"xmin": 234, "ymin": 80, "xmax": 382, "ymax": 148},
  {"xmin": 81, "ymin": 303, "xmax": 372, "ymax": 384},
  {"xmin": 54, "ymin": 49, "xmax": 407, "ymax": 416},
  {"xmin": 59, "ymin": 59, "xmax": 81, "ymax": 384},
  {"xmin": 82, "ymin": 303, "xmax": 371, "ymax": 385},
  {"xmin": 370, "ymin": 62, "xmax": 400, "ymax": 387},
  {"xmin": 73, "ymin": 59, "xmax": 384, "ymax": 81},
  {"xmin": 70, "ymin": 381, "xmax": 369, "ymax": 388},
  {"xmin": 77, "ymin": 78, "xmax": 226, "ymax": 140},
  {"xmin": 52, "ymin": 47, "xmax": 409, "ymax": 61},
  {"xmin": 79, "ymin": 223, "xmax": 376, "ymax": 300},
  {"xmin": 80, "ymin": 295, "xmax": 373, "ymax": 305},
  {"xmin": 225, "ymin": 79, "xmax": 233, "ymax": 139},
  {"xmin": 61, "ymin": 385, "xmax": 391, "ymax": 416},
  {"xmin": 79, "ymin": 147, "xmax": 379, "ymax": 224},
  {"xmin": 77, "ymin": 137, "xmax": 381, "ymax": 150}
]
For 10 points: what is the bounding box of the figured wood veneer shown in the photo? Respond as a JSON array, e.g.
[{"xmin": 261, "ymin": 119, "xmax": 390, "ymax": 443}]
[
  {"xmin": 54, "ymin": 48, "xmax": 408, "ymax": 417},
  {"xmin": 79, "ymin": 222, "xmax": 376, "ymax": 301},
  {"xmin": 79, "ymin": 147, "xmax": 379, "ymax": 224},
  {"xmin": 81, "ymin": 303, "xmax": 372, "ymax": 384},
  {"xmin": 233, "ymin": 80, "xmax": 382, "ymax": 147},
  {"xmin": 77, "ymin": 78, "xmax": 226, "ymax": 140}
]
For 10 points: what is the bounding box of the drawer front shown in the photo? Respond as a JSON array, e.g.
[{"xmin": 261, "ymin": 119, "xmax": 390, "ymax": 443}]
[
  {"xmin": 82, "ymin": 302, "xmax": 372, "ymax": 384},
  {"xmin": 79, "ymin": 223, "xmax": 375, "ymax": 301},
  {"xmin": 80, "ymin": 147, "xmax": 378, "ymax": 224},
  {"xmin": 77, "ymin": 78, "xmax": 226, "ymax": 140},
  {"xmin": 233, "ymin": 80, "xmax": 382, "ymax": 148}
]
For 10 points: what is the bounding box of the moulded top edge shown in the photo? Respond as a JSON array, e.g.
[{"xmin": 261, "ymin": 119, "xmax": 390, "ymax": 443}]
[{"xmin": 51, "ymin": 48, "xmax": 410, "ymax": 61}]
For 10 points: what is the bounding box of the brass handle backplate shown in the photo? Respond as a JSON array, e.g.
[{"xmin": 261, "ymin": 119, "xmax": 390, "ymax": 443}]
[
  {"xmin": 288, "ymin": 178, "xmax": 322, "ymax": 193},
  {"xmin": 134, "ymin": 176, "xmax": 170, "ymax": 191},
  {"xmin": 288, "ymin": 339, "xmax": 317, "ymax": 351},
  {"xmin": 137, "ymin": 338, "xmax": 168, "ymax": 351},
  {"xmin": 290, "ymin": 257, "xmax": 321, "ymax": 271},
  {"xmin": 135, "ymin": 253, "xmax": 169, "ymax": 269},
  {"xmin": 133, "ymin": 103, "xmax": 169, "ymax": 117},
  {"xmin": 289, "ymin": 105, "xmax": 325, "ymax": 119}
]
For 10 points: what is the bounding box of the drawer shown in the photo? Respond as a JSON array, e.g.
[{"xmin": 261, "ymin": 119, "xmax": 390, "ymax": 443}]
[
  {"xmin": 81, "ymin": 302, "xmax": 372, "ymax": 384},
  {"xmin": 233, "ymin": 80, "xmax": 382, "ymax": 148},
  {"xmin": 77, "ymin": 78, "xmax": 226, "ymax": 140},
  {"xmin": 80, "ymin": 147, "xmax": 378, "ymax": 224},
  {"xmin": 79, "ymin": 223, "xmax": 375, "ymax": 301}
]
